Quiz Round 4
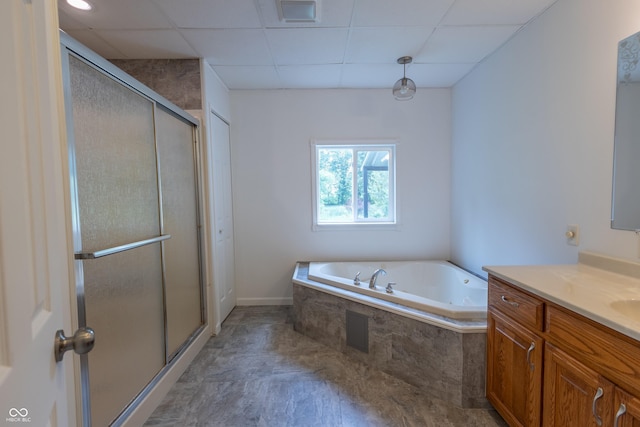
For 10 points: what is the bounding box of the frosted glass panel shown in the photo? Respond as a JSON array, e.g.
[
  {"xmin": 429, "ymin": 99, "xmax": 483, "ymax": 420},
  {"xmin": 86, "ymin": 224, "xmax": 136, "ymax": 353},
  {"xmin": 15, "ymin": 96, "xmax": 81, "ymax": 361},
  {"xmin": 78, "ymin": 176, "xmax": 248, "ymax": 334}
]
[
  {"xmin": 156, "ymin": 107, "xmax": 203, "ymax": 356},
  {"xmin": 68, "ymin": 56, "xmax": 165, "ymax": 426},
  {"xmin": 83, "ymin": 244, "xmax": 165, "ymax": 427},
  {"xmin": 69, "ymin": 56, "xmax": 160, "ymax": 252}
]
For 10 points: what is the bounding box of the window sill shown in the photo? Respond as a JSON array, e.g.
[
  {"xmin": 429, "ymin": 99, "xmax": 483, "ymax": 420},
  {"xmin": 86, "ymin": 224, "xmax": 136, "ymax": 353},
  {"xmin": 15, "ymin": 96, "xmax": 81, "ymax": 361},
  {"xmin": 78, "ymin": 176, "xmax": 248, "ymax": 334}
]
[{"xmin": 312, "ymin": 222, "xmax": 399, "ymax": 232}]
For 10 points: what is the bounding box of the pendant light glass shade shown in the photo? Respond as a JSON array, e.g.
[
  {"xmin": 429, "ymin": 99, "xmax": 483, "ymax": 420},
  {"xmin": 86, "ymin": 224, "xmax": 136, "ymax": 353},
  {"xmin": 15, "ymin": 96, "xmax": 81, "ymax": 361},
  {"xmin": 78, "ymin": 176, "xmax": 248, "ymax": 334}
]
[
  {"xmin": 393, "ymin": 56, "xmax": 416, "ymax": 101},
  {"xmin": 392, "ymin": 77, "xmax": 416, "ymax": 100}
]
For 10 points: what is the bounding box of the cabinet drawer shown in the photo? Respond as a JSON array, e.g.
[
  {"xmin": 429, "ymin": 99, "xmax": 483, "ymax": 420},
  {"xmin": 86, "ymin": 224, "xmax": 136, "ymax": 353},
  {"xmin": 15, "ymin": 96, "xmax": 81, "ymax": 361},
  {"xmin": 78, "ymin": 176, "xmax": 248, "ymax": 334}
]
[
  {"xmin": 547, "ymin": 305, "xmax": 640, "ymax": 398},
  {"xmin": 488, "ymin": 276, "xmax": 544, "ymax": 331}
]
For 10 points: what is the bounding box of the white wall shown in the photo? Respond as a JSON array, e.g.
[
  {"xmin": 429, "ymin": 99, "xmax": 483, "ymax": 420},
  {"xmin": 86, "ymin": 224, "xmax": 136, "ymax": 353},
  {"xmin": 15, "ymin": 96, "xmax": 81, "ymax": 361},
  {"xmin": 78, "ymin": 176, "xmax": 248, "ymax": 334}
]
[
  {"xmin": 230, "ymin": 89, "xmax": 451, "ymax": 304},
  {"xmin": 451, "ymin": 0, "xmax": 640, "ymax": 277}
]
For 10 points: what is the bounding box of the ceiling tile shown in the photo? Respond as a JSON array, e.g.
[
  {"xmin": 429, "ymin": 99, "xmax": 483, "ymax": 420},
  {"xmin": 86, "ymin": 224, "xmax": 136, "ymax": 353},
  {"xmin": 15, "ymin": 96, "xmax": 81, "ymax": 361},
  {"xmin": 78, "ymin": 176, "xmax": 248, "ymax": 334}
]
[
  {"xmin": 442, "ymin": 0, "xmax": 557, "ymax": 25},
  {"xmin": 277, "ymin": 64, "xmax": 342, "ymax": 88},
  {"xmin": 352, "ymin": 0, "xmax": 454, "ymax": 27},
  {"xmin": 181, "ymin": 29, "xmax": 274, "ymax": 65},
  {"xmin": 58, "ymin": 8, "xmax": 89, "ymax": 30},
  {"xmin": 341, "ymin": 63, "xmax": 401, "ymax": 88},
  {"xmin": 57, "ymin": 0, "xmax": 559, "ymax": 89},
  {"xmin": 408, "ymin": 62, "xmax": 476, "ymax": 87},
  {"xmin": 212, "ymin": 66, "xmax": 282, "ymax": 89},
  {"xmin": 416, "ymin": 25, "xmax": 520, "ymax": 63},
  {"xmin": 62, "ymin": 30, "xmax": 127, "ymax": 58},
  {"xmin": 58, "ymin": 0, "xmax": 173, "ymax": 30},
  {"xmin": 266, "ymin": 28, "xmax": 349, "ymax": 65},
  {"xmin": 257, "ymin": 0, "xmax": 356, "ymax": 28},
  {"xmin": 93, "ymin": 30, "xmax": 198, "ymax": 58},
  {"xmin": 345, "ymin": 27, "xmax": 434, "ymax": 63},
  {"xmin": 152, "ymin": 0, "xmax": 262, "ymax": 29}
]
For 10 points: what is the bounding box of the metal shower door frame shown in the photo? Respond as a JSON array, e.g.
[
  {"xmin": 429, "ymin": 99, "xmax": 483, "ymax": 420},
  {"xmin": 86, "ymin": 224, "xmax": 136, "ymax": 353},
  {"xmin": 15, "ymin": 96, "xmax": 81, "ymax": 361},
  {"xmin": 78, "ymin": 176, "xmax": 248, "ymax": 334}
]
[{"xmin": 60, "ymin": 31, "xmax": 206, "ymax": 427}]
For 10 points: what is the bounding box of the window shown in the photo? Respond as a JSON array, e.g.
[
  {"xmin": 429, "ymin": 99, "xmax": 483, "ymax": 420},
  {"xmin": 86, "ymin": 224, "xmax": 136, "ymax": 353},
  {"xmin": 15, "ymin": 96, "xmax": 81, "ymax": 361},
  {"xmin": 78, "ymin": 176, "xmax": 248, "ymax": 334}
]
[{"xmin": 312, "ymin": 141, "xmax": 396, "ymax": 228}]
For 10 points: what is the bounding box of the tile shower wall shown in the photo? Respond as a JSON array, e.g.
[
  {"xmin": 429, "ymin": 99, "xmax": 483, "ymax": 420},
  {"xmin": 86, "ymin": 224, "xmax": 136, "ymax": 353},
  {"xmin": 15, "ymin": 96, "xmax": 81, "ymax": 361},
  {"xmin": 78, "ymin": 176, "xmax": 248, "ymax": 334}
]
[
  {"xmin": 292, "ymin": 283, "xmax": 488, "ymax": 408},
  {"xmin": 109, "ymin": 59, "xmax": 201, "ymax": 111}
]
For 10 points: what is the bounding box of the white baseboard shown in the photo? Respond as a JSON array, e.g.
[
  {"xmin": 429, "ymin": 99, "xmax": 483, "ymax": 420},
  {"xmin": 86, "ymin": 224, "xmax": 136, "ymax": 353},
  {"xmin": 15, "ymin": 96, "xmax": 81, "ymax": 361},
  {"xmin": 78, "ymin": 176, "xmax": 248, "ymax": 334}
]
[{"xmin": 236, "ymin": 297, "xmax": 293, "ymax": 306}]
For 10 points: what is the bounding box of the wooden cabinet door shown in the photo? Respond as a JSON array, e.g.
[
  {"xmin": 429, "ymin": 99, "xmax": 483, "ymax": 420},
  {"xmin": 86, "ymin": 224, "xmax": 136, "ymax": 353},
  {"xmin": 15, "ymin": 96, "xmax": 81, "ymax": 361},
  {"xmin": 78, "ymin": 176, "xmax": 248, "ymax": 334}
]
[
  {"xmin": 615, "ymin": 388, "xmax": 640, "ymax": 427},
  {"xmin": 543, "ymin": 343, "xmax": 614, "ymax": 427},
  {"xmin": 487, "ymin": 310, "xmax": 543, "ymax": 427}
]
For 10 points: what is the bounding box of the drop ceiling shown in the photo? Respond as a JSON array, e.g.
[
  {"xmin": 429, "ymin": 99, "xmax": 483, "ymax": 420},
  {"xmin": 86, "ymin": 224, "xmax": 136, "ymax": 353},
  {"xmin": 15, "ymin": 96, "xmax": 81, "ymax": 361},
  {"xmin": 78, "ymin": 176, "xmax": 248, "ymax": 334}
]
[{"xmin": 58, "ymin": 0, "xmax": 558, "ymax": 90}]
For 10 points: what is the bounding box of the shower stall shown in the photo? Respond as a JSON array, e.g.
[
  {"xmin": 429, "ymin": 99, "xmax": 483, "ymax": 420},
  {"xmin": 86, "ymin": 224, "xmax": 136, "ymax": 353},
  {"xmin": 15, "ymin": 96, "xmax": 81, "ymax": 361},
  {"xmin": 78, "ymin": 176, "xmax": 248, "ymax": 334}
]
[{"xmin": 60, "ymin": 33, "xmax": 206, "ymax": 426}]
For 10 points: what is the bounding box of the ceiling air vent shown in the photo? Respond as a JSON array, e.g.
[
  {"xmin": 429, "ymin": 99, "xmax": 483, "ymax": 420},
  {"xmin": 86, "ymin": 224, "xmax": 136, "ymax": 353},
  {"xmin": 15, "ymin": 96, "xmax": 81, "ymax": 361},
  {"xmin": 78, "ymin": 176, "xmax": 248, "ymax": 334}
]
[{"xmin": 279, "ymin": 0, "xmax": 317, "ymax": 22}]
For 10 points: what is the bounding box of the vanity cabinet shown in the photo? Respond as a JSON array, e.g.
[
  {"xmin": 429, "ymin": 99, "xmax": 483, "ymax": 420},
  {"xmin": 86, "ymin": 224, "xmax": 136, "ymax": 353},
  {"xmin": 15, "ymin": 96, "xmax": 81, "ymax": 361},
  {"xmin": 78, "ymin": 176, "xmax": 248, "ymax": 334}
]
[
  {"xmin": 615, "ymin": 389, "xmax": 640, "ymax": 427},
  {"xmin": 487, "ymin": 274, "xmax": 640, "ymax": 427},
  {"xmin": 543, "ymin": 343, "xmax": 614, "ymax": 426},
  {"xmin": 487, "ymin": 278, "xmax": 544, "ymax": 427}
]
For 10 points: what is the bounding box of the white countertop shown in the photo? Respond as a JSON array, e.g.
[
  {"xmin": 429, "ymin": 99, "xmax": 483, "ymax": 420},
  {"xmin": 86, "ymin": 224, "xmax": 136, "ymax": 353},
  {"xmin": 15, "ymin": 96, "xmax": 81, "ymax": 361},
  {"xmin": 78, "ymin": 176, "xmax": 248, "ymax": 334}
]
[{"xmin": 483, "ymin": 252, "xmax": 640, "ymax": 342}]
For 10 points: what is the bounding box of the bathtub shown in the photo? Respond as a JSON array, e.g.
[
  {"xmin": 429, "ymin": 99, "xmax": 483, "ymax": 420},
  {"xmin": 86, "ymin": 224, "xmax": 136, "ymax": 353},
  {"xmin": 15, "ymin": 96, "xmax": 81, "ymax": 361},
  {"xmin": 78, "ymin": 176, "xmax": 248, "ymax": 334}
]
[
  {"xmin": 308, "ymin": 260, "xmax": 487, "ymax": 320},
  {"xmin": 292, "ymin": 260, "xmax": 490, "ymax": 407},
  {"xmin": 293, "ymin": 260, "xmax": 488, "ymax": 333}
]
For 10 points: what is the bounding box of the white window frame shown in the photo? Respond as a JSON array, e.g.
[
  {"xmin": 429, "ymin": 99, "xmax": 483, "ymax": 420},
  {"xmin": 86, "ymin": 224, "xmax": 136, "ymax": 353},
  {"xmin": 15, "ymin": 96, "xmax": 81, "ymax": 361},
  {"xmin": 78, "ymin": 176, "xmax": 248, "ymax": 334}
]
[{"xmin": 311, "ymin": 139, "xmax": 397, "ymax": 231}]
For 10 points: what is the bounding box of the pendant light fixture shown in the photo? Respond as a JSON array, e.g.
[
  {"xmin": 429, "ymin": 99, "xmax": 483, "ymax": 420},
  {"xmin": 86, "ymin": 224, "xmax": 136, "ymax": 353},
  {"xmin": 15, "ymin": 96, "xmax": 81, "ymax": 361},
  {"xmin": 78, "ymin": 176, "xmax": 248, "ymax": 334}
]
[{"xmin": 392, "ymin": 56, "xmax": 416, "ymax": 101}]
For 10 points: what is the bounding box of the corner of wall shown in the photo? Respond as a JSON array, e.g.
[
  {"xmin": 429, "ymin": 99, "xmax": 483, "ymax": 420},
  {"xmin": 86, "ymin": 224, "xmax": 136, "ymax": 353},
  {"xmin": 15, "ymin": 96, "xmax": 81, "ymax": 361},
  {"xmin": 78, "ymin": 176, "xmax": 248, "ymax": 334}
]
[{"xmin": 200, "ymin": 59, "xmax": 231, "ymax": 122}]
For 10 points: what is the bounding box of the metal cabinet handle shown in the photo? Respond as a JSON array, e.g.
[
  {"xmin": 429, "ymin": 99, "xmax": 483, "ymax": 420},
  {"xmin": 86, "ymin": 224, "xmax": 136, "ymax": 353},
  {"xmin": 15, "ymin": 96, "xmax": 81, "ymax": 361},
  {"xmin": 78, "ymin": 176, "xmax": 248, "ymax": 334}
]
[
  {"xmin": 501, "ymin": 295, "xmax": 519, "ymax": 308},
  {"xmin": 526, "ymin": 342, "xmax": 535, "ymax": 371},
  {"xmin": 54, "ymin": 327, "xmax": 95, "ymax": 362},
  {"xmin": 592, "ymin": 387, "xmax": 604, "ymax": 426},
  {"xmin": 614, "ymin": 403, "xmax": 627, "ymax": 427}
]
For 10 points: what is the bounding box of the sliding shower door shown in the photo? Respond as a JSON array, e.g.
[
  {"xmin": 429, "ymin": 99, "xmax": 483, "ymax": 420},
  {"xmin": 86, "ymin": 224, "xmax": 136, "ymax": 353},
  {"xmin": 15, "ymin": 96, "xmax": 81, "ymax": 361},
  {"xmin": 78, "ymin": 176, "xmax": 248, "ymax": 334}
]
[
  {"xmin": 63, "ymin": 46, "xmax": 204, "ymax": 427},
  {"xmin": 155, "ymin": 106, "xmax": 204, "ymax": 357}
]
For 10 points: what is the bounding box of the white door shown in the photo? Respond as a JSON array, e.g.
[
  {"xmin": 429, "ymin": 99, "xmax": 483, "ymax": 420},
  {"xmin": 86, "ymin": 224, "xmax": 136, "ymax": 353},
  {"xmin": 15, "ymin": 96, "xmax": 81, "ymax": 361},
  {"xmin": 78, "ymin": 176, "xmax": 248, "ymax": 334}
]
[
  {"xmin": 209, "ymin": 111, "xmax": 236, "ymax": 324},
  {"xmin": 0, "ymin": 0, "xmax": 78, "ymax": 425}
]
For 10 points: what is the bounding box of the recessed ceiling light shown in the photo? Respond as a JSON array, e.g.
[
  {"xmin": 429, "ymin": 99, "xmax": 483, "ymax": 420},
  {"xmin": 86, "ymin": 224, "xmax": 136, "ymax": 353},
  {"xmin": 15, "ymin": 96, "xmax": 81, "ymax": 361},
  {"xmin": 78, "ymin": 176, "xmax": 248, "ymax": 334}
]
[{"xmin": 66, "ymin": 0, "xmax": 93, "ymax": 11}]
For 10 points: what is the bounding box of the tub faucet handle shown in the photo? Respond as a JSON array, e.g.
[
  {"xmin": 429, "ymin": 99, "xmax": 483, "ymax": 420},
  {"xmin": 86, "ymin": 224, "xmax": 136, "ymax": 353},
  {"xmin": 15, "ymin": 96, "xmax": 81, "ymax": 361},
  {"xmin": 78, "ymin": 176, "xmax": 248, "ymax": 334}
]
[
  {"xmin": 386, "ymin": 282, "xmax": 396, "ymax": 294},
  {"xmin": 354, "ymin": 272, "xmax": 361, "ymax": 286}
]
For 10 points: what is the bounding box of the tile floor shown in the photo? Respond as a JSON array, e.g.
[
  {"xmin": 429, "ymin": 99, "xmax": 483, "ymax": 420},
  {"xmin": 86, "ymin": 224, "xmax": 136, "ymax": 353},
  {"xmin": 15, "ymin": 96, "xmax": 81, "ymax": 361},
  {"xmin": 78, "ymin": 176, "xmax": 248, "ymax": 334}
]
[{"xmin": 144, "ymin": 306, "xmax": 507, "ymax": 427}]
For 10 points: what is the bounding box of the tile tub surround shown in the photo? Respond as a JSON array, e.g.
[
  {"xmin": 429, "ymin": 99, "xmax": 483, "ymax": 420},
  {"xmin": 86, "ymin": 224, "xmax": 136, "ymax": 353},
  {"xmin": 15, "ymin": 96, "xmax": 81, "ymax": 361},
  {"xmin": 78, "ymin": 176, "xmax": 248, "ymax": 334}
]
[
  {"xmin": 144, "ymin": 306, "xmax": 506, "ymax": 427},
  {"xmin": 292, "ymin": 283, "xmax": 489, "ymax": 409}
]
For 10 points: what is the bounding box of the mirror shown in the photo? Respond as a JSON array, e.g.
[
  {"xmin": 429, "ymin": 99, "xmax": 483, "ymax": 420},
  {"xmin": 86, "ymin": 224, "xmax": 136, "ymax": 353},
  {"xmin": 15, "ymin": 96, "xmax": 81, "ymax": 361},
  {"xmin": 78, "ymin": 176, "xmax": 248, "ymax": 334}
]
[{"xmin": 612, "ymin": 31, "xmax": 640, "ymax": 230}]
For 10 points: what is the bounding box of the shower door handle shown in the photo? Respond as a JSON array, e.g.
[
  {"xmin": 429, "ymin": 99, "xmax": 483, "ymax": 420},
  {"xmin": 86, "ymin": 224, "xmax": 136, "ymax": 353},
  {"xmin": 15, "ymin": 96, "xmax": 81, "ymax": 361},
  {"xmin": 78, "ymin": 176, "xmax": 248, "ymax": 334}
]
[
  {"xmin": 54, "ymin": 327, "xmax": 95, "ymax": 362},
  {"xmin": 74, "ymin": 234, "xmax": 171, "ymax": 259}
]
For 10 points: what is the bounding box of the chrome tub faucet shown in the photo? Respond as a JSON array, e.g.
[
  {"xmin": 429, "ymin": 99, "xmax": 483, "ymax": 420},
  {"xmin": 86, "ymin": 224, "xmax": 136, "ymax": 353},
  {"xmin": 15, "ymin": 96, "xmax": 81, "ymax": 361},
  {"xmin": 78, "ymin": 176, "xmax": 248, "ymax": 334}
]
[{"xmin": 369, "ymin": 268, "xmax": 387, "ymax": 288}]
